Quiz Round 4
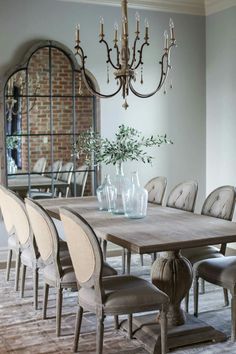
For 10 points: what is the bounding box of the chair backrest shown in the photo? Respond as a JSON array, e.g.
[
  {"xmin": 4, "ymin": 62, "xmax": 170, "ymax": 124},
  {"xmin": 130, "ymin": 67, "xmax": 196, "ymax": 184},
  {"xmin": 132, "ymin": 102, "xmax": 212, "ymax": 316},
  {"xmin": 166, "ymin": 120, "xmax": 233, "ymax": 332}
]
[
  {"xmin": 0, "ymin": 185, "xmax": 15, "ymax": 235},
  {"xmin": 58, "ymin": 162, "xmax": 73, "ymax": 183},
  {"xmin": 201, "ymin": 185, "xmax": 236, "ymax": 220},
  {"xmin": 145, "ymin": 176, "xmax": 167, "ymax": 205},
  {"xmin": 25, "ymin": 198, "xmax": 61, "ymax": 275},
  {"xmin": 33, "ymin": 157, "xmax": 47, "ymax": 174},
  {"xmin": 46, "ymin": 160, "xmax": 63, "ymax": 180},
  {"xmin": 72, "ymin": 165, "xmax": 89, "ymax": 197},
  {"xmin": 60, "ymin": 207, "xmax": 104, "ymax": 303},
  {"xmin": 166, "ymin": 180, "xmax": 198, "ymax": 212}
]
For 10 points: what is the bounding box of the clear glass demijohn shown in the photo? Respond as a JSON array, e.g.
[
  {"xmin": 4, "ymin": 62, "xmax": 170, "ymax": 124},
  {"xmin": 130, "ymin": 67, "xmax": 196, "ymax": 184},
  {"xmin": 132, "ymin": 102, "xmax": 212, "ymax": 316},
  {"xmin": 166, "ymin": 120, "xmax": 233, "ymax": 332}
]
[{"xmin": 96, "ymin": 174, "xmax": 115, "ymax": 212}]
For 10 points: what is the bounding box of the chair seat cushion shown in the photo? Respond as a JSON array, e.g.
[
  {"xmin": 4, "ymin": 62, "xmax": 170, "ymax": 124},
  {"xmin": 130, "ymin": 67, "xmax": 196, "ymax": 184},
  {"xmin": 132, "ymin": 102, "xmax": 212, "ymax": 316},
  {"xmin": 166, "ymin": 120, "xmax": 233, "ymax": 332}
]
[
  {"xmin": 79, "ymin": 275, "xmax": 169, "ymax": 315},
  {"xmin": 21, "ymin": 247, "xmax": 34, "ymax": 267},
  {"xmin": 182, "ymin": 245, "xmax": 224, "ymax": 264},
  {"xmin": 43, "ymin": 263, "xmax": 77, "ymax": 286},
  {"xmin": 195, "ymin": 256, "xmax": 236, "ymax": 290},
  {"xmin": 8, "ymin": 234, "xmax": 19, "ymax": 249}
]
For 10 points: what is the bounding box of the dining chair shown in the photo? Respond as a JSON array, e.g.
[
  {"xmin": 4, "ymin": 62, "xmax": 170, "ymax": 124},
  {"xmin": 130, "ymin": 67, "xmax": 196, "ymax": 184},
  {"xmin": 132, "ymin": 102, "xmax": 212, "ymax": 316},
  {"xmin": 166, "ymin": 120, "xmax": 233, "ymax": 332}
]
[
  {"xmin": 124, "ymin": 176, "xmax": 167, "ymax": 274},
  {"xmin": 60, "ymin": 207, "xmax": 169, "ymax": 354},
  {"xmin": 25, "ymin": 198, "xmax": 117, "ymax": 336},
  {"xmin": 0, "ymin": 186, "xmax": 21, "ymax": 290},
  {"xmin": 183, "ymin": 185, "xmax": 236, "ymax": 312},
  {"xmin": 194, "ymin": 256, "xmax": 236, "ymax": 341},
  {"xmin": 70, "ymin": 165, "xmax": 89, "ymax": 197},
  {"xmin": 32, "ymin": 157, "xmax": 47, "ymax": 174},
  {"xmin": 45, "ymin": 160, "xmax": 63, "ymax": 180},
  {"xmin": 166, "ymin": 180, "xmax": 198, "ymax": 212}
]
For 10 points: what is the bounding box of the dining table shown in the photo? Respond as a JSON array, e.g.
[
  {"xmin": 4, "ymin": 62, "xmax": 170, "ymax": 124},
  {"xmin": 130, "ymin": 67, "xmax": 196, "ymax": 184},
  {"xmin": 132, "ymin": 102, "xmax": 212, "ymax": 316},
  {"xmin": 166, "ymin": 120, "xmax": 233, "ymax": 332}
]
[{"xmin": 38, "ymin": 196, "xmax": 236, "ymax": 353}]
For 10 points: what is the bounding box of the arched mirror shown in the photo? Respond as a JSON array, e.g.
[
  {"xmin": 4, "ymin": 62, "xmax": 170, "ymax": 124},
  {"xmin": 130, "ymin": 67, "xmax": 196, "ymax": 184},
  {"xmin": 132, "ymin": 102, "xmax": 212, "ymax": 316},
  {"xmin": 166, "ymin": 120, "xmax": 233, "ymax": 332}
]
[{"xmin": 4, "ymin": 40, "xmax": 99, "ymax": 197}]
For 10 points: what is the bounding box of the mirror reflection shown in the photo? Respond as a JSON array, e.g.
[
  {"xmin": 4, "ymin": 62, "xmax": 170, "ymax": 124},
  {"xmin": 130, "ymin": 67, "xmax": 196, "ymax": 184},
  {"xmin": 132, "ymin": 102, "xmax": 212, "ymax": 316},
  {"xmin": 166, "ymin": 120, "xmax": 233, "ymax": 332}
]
[{"xmin": 5, "ymin": 42, "xmax": 98, "ymax": 198}]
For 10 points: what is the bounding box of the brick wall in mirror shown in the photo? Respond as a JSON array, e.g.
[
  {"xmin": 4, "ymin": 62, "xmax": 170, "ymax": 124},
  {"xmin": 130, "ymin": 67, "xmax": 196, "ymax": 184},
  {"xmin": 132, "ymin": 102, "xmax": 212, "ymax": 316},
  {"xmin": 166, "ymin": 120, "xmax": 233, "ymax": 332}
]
[{"xmin": 4, "ymin": 40, "xmax": 99, "ymax": 198}]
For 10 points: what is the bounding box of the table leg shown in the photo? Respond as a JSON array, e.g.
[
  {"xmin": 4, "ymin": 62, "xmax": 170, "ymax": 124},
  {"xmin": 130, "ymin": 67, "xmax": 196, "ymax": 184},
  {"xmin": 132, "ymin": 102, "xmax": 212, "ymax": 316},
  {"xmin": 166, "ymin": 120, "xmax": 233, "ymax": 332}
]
[{"xmin": 151, "ymin": 250, "xmax": 192, "ymax": 326}]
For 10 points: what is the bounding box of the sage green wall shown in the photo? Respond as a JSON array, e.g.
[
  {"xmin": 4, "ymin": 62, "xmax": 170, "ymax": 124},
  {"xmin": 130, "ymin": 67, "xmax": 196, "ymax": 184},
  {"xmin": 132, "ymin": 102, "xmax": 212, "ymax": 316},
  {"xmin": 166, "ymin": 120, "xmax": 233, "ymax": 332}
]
[
  {"xmin": 206, "ymin": 7, "xmax": 236, "ymax": 199},
  {"xmin": 0, "ymin": 0, "xmax": 206, "ymax": 248}
]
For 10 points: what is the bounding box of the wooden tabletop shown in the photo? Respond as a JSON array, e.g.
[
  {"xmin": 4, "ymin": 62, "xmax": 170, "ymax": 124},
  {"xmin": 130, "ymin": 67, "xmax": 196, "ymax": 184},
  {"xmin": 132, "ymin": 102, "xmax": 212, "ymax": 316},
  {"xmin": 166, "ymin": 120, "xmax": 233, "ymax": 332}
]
[
  {"xmin": 39, "ymin": 196, "xmax": 236, "ymax": 254},
  {"xmin": 8, "ymin": 174, "xmax": 68, "ymax": 191}
]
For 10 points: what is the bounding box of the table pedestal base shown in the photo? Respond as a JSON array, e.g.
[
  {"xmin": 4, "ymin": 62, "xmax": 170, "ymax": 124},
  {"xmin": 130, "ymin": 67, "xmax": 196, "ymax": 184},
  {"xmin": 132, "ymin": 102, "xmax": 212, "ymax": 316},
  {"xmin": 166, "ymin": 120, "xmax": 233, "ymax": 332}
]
[{"xmin": 120, "ymin": 313, "xmax": 227, "ymax": 353}]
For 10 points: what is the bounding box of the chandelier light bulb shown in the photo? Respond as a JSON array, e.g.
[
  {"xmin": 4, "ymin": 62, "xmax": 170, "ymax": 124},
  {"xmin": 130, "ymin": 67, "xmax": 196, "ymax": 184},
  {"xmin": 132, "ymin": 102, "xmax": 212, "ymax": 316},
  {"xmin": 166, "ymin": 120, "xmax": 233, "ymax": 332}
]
[
  {"xmin": 114, "ymin": 22, "xmax": 119, "ymax": 31},
  {"xmin": 164, "ymin": 30, "xmax": 169, "ymax": 49},
  {"xmin": 144, "ymin": 18, "xmax": 149, "ymax": 28},
  {"xmin": 169, "ymin": 18, "xmax": 175, "ymax": 39}
]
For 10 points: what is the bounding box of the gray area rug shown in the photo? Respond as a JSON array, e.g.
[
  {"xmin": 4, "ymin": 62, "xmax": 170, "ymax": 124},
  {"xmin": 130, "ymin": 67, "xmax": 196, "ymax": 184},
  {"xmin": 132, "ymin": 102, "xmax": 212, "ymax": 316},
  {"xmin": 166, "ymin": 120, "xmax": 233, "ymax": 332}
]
[{"xmin": 0, "ymin": 254, "xmax": 236, "ymax": 353}]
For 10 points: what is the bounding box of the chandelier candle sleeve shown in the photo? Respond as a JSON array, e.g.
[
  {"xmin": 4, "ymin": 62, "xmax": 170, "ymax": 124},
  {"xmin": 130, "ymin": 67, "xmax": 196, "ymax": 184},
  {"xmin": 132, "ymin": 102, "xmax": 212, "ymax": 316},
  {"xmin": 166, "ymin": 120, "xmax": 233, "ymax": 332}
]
[{"xmin": 74, "ymin": 0, "xmax": 176, "ymax": 108}]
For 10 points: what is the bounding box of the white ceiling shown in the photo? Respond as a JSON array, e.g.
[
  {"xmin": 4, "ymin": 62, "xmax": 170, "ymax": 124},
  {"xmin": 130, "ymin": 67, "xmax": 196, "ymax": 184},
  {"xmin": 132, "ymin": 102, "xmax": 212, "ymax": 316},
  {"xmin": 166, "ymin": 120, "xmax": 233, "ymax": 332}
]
[{"xmin": 59, "ymin": 0, "xmax": 236, "ymax": 16}]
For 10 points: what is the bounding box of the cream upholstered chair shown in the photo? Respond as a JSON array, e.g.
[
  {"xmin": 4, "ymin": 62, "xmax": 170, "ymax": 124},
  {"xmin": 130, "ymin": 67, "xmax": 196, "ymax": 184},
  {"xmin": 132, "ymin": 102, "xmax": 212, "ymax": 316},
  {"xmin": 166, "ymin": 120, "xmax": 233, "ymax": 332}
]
[
  {"xmin": 1, "ymin": 187, "xmax": 41, "ymax": 308},
  {"xmin": 60, "ymin": 207, "xmax": 169, "ymax": 354},
  {"xmin": 166, "ymin": 180, "xmax": 198, "ymax": 212},
  {"xmin": 194, "ymin": 256, "xmax": 236, "ymax": 341},
  {"xmin": 183, "ymin": 185, "xmax": 236, "ymax": 312},
  {"xmin": 33, "ymin": 157, "xmax": 47, "ymax": 174},
  {"xmin": 146, "ymin": 176, "xmax": 167, "ymax": 205},
  {"xmin": 25, "ymin": 197, "xmax": 77, "ymax": 336},
  {"xmin": 0, "ymin": 186, "xmax": 21, "ymax": 290},
  {"xmin": 25, "ymin": 198, "xmax": 117, "ymax": 336}
]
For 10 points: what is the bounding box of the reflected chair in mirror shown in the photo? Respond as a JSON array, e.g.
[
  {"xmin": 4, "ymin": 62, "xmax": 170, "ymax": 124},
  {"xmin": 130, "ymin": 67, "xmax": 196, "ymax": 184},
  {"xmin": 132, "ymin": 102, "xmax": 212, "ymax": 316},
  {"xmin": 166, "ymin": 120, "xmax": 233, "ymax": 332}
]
[
  {"xmin": 60, "ymin": 207, "xmax": 169, "ymax": 354},
  {"xmin": 70, "ymin": 165, "xmax": 89, "ymax": 197},
  {"xmin": 1, "ymin": 187, "xmax": 41, "ymax": 308},
  {"xmin": 166, "ymin": 180, "xmax": 198, "ymax": 212},
  {"xmin": 182, "ymin": 185, "xmax": 236, "ymax": 312},
  {"xmin": 123, "ymin": 176, "xmax": 167, "ymax": 274},
  {"xmin": 0, "ymin": 186, "xmax": 20, "ymax": 290},
  {"xmin": 45, "ymin": 160, "xmax": 63, "ymax": 180},
  {"xmin": 33, "ymin": 157, "xmax": 47, "ymax": 174},
  {"xmin": 25, "ymin": 198, "xmax": 117, "ymax": 336}
]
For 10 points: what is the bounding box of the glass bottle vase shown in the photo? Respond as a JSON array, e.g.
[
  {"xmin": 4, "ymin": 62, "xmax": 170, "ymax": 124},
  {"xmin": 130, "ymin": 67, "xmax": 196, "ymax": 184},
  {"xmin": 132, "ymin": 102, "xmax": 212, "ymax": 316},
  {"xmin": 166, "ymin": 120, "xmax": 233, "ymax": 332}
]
[
  {"xmin": 96, "ymin": 174, "xmax": 115, "ymax": 212},
  {"xmin": 123, "ymin": 171, "xmax": 148, "ymax": 219},
  {"xmin": 112, "ymin": 161, "xmax": 130, "ymax": 215}
]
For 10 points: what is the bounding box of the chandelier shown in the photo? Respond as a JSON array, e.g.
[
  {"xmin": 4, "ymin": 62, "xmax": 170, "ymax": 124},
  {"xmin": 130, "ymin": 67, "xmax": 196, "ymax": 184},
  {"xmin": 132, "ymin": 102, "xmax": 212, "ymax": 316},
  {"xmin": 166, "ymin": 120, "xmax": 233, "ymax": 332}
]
[
  {"xmin": 5, "ymin": 73, "xmax": 40, "ymax": 120},
  {"xmin": 74, "ymin": 0, "xmax": 176, "ymax": 109}
]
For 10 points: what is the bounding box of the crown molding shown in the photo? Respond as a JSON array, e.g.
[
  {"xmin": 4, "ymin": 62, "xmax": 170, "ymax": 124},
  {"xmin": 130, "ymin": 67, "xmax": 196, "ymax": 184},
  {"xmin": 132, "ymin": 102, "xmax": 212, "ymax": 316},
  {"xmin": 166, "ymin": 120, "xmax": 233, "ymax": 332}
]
[
  {"xmin": 57, "ymin": 0, "xmax": 236, "ymax": 16},
  {"xmin": 205, "ymin": 0, "xmax": 236, "ymax": 15},
  {"xmin": 59, "ymin": 0, "xmax": 205, "ymax": 16}
]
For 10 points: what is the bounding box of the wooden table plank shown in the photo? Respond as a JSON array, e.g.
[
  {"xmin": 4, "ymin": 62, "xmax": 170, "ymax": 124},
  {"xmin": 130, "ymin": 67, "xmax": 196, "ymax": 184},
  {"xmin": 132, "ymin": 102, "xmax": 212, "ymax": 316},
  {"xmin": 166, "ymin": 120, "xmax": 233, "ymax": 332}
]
[
  {"xmin": 8, "ymin": 175, "xmax": 68, "ymax": 191},
  {"xmin": 39, "ymin": 196, "xmax": 236, "ymax": 254}
]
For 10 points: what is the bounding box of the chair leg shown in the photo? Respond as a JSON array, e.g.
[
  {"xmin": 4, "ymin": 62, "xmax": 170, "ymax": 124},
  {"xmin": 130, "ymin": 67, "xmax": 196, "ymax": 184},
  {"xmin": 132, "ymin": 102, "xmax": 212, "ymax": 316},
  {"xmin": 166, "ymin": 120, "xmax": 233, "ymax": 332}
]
[
  {"xmin": 122, "ymin": 248, "xmax": 126, "ymax": 274},
  {"xmin": 56, "ymin": 287, "xmax": 63, "ymax": 337},
  {"xmin": 20, "ymin": 264, "xmax": 26, "ymax": 298},
  {"xmin": 151, "ymin": 252, "xmax": 157, "ymax": 263},
  {"xmin": 159, "ymin": 306, "xmax": 168, "ymax": 354},
  {"xmin": 14, "ymin": 251, "xmax": 21, "ymax": 291},
  {"xmin": 114, "ymin": 315, "xmax": 119, "ymax": 330},
  {"xmin": 73, "ymin": 305, "xmax": 84, "ymax": 352},
  {"xmin": 200, "ymin": 278, "xmax": 205, "ymax": 294},
  {"xmin": 127, "ymin": 251, "xmax": 131, "ymax": 275},
  {"xmin": 33, "ymin": 268, "xmax": 39, "ymax": 310},
  {"xmin": 43, "ymin": 283, "xmax": 49, "ymax": 319},
  {"xmin": 185, "ymin": 291, "xmax": 189, "ymax": 313},
  {"xmin": 140, "ymin": 254, "xmax": 144, "ymax": 266},
  {"xmin": 6, "ymin": 249, "xmax": 13, "ymax": 281},
  {"xmin": 231, "ymin": 293, "xmax": 236, "ymax": 341},
  {"xmin": 224, "ymin": 288, "xmax": 229, "ymax": 307},
  {"xmin": 128, "ymin": 314, "xmax": 133, "ymax": 339},
  {"xmin": 194, "ymin": 276, "xmax": 199, "ymax": 317},
  {"xmin": 96, "ymin": 315, "xmax": 104, "ymax": 354},
  {"xmin": 102, "ymin": 240, "xmax": 107, "ymax": 261}
]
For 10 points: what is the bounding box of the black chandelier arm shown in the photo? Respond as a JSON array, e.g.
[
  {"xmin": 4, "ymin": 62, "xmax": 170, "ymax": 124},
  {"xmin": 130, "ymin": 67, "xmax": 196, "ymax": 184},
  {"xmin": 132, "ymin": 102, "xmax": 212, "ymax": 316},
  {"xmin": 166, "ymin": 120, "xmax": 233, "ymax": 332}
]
[
  {"xmin": 130, "ymin": 35, "xmax": 140, "ymax": 68},
  {"xmin": 131, "ymin": 41, "xmax": 149, "ymax": 71},
  {"xmin": 128, "ymin": 52, "xmax": 170, "ymax": 98},
  {"xmin": 81, "ymin": 69, "xmax": 123, "ymax": 98},
  {"xmin": 99, "ymin": 38, "xmax": 120, "ymax": 70}
]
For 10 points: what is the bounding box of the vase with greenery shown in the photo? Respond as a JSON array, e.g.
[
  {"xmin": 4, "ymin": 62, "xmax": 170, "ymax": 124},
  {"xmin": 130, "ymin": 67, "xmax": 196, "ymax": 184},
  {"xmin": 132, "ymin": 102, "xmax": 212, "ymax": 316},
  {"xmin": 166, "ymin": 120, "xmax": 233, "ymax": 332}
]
[{"xmin": 74, "ymin": 124, "xmax": 173, "ymax": 214}]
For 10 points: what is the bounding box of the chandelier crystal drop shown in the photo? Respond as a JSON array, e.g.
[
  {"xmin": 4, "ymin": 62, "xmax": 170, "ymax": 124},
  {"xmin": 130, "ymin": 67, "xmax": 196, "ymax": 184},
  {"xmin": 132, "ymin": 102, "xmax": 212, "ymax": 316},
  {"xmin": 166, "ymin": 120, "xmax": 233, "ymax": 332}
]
[{"xmin": 74, "ymin": 0, "xmax": 176, "ymax": 109}]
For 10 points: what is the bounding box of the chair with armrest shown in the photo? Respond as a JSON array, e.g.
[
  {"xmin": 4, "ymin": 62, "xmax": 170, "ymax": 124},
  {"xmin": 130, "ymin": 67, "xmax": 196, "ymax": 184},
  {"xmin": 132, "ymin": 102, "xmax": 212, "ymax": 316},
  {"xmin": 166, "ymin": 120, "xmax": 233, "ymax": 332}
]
[
  {"xmin": 182, "ymin": 185, "xmax": 236, "ymax": 312},
  {"xmin": 60, "ymin": 206, "xmax": 169, "ymax": 354},
  {"xmin": 0, "ymin": 186, "xmax": 21, "ymax": 290}
]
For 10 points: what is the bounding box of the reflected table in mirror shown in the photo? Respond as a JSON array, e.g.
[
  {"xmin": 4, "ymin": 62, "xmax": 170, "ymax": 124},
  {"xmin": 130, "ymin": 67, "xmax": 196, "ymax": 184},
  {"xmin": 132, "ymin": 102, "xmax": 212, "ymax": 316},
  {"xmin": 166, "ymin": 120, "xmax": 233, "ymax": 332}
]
[
  {"xmin": 38, "ymin": 196, "xmax": 236, "ymax": 353},
  {"xmin": 8, "ymin": 174, "xmax": 68, "ymax": 197}
]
